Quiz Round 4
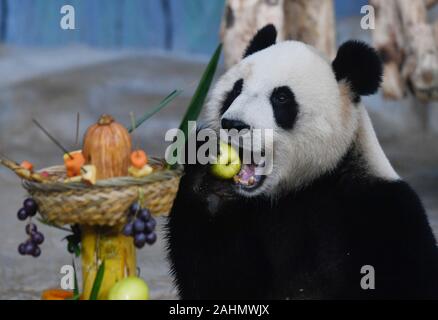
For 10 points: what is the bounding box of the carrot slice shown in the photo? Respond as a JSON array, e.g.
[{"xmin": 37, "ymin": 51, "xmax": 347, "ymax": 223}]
[{"xmin": 41, "ymin": 288, "xmax": 74, "ymax": 300}]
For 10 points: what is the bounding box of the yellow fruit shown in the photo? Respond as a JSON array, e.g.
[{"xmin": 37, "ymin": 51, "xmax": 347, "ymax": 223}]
[
  {"xmin": 108, "ymin": 277, "xmax": 149, "ymax": 300},
  {"xmin": 128, "ymin": 164, "xmax": 153, "ymax": 178},
  {"xmin": 64, "ymin": 176, "xmax": 82, "ymax": 183},
  {"xmin": 81, "ymin": 165, "xmax": 97, "ymax": 185}
]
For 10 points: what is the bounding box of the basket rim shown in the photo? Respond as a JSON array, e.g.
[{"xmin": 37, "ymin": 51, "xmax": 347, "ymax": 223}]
[{"xmin": 22, "ymin": 158, "xmax": 183, "ymax": 193}]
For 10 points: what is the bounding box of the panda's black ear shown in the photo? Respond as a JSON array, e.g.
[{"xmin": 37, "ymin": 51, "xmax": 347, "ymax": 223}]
[
  {"xmin": 332, "ymin": 40, "xmax": 383, "ymax": 96},
  {"xmin": 243, "ymin": 24, "xmax": 277, "ymax": 58}
]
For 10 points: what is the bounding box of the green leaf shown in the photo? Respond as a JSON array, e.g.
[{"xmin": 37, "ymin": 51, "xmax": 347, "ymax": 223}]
[
  {"xmin": 178, "ymin": 44, "xmax": 222, "ymax": 138},
  {"xmin": 89, "ymin": 260, "xmax": 105, "ymax": 300},
  {"xmin": 72, "ymin": 258, "xmax": 79, "ymax": 297},
  {"xmin": 73, "ymin": 244, "xmax": 81, "ymax": 258},
  {"xmin": 65, "ymin": 235, "xmax": 81, "ymax": 257},
  {"xmin": 128, "ymin": 89, "xmax": 182, "ymax": 133}
]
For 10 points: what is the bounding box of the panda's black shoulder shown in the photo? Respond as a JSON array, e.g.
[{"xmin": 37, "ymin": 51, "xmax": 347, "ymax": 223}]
[{"xmin": 346, "ymin": 178, "xmax": 436, "ymax": 247}]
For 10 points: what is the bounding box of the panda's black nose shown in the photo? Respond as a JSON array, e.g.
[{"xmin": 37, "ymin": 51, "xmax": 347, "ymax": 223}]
[{"xmin": 221, "ymin": 118, "xmax": 250, "ymax": 131}]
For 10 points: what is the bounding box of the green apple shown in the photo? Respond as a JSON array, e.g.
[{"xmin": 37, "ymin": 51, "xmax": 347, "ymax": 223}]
[
  {"xmin": 211, "ymin": 141, "xmax": 241, "ymax": 179},
  {"xmin": 107, "ymin": 276, "xmax": 149, "ymax": 300}
]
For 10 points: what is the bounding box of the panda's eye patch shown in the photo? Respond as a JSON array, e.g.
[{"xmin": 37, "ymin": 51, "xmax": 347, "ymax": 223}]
[
  {"xmin": 270, "ymin": 86, "xmax": 299, "ymax": 130},
  {"xmin": 220, "ymin": 78, "xmax": 243, "ymax": 115},
  {"xmin": 271, "ymin": 86, "xmax": 294, "ymax": 104}
]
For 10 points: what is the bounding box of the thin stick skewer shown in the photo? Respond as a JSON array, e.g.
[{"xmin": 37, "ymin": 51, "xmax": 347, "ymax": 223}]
[
  {"xmin": 32, "ymin": 118, "xmax": 73, "ymax": 159},
  {"xmin": 130, "ymin": 112, "xmax": 139, "ymax": 150},
  {"xmin": 33, "ymin": 118, "xmax": 87, "ymax": 174}
]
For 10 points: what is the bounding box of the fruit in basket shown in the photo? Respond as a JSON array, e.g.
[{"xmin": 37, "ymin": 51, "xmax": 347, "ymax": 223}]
[
  {"xmin": 63, "ymin": 150, "xmax": 82, "ymax": 162},
  {"xmin": 210, "ymin": 141, "xmax": 241, "ymax": 179},
  {"xmin": 64, "ymin": 176, "xmax": 82, "ymax": 183},
  {"xmin": 130, "ymin": 150, "xmax": 148, "ymax": 169},
  {"xmin": 64, "ymin": 151, "xmax": 85, "ymax": 177},
  {"xmin": 128, "ymin": 164, "xmax": 153, "ymax": 178},
  {"xmin": 20, "ymin": 160, "xmax": 34, "ymax": 171},
  {"xmin": 83, "ymin": 114, "xmax": 132, "ymax": 180},
  {"xmin": 108, "ymin": 276, "xmax": 149, "ymax": 300},
  {"xmin": 81, "ymin": 165, "xmax": 97, "ymax": 185}
]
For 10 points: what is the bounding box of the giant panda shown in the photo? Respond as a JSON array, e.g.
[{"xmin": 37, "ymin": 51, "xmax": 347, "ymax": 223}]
[{"xmin": 166, "ymin": 25, "xmax": 438, "ymax": 299}]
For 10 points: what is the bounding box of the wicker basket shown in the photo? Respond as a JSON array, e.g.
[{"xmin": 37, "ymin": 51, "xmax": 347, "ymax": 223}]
[{"xmin": 21, "ymin": 159, "xmax": 182, "ymax": 227}]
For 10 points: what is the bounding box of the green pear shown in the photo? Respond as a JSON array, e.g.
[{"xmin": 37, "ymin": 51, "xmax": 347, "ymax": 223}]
[
  {"xmin": 211, "ymin": 141, "xmax": 241, "ymax": 179},
  {"xmin": 108, "ymin": 276, "xmax": 149, "ymax": 300}
]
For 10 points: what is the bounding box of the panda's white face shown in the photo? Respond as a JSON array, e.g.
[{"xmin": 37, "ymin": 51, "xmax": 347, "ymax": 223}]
[{"xmin": 204, "ymin": 41, "xmax": 360, "ymax": 197}]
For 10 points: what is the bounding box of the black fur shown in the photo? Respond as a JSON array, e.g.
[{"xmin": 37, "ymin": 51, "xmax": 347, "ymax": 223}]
[
  {"xmin": 332, "ymin": 40, "xmax": 383, "ymax": 99},
  {"xmin": 243, "ymin": 24, "xmax": 277, "ymax": 58},
  {"xmin": 270, "ymin": 86, "xmax": 299, "ymax": 130},
  {"xmin": 166, "ymin": 146, "xmax": 438, "ymax": 299},
  {"xmin": 220, "ymin": 79, "xmax": 243, "ymax": 116}
]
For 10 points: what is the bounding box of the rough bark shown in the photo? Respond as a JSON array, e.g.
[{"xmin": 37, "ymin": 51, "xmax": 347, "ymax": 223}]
[
  {"xmin": 398, "ymin": 0, "xmax": 438, "ymax": 101},
  {"xmin": 220, "ymin": 0, "xmax": 285, "ymax": 69},
  {"xmin": 283, "ymin": 0, "xmax": 336, "ymax": 59},
  {"xmin": 370, "ymin": 0, "xmax": 406, "ymax": 99},
  {"xmin": 425, "ymin": 0, "xmax": 438, "ymax": 9},
  {"xmin": 220, "ymin": 0, "xmax": 335, "ymax": 69}
]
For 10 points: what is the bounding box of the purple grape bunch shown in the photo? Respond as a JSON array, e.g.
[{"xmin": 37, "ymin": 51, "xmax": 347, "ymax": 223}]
[
  {"xmin": 122, "ymin": 202, "xmax": 157, "ymax": 249},
  {"xmin": 17, "ymin": 198, "xmax": 44, "ymax": 258}
]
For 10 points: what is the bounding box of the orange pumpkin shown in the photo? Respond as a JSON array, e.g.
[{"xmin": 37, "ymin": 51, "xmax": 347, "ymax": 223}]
[{"xmin": 82, "ymin": 114, "xmax": 132, "ymax": 179}]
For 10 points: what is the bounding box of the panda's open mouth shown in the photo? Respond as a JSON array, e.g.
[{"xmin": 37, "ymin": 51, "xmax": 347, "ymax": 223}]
[{"xmin": 233, "ymin": 160, "xmax": 266, "ymax": 191}]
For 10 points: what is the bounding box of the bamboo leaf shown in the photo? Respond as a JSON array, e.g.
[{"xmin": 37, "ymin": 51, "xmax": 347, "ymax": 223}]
[
  {"xmin": 128, "ymin": 89, "xmax": 182, "ymax": 132},
  {"xmin": 178, "ymin": 44, "xmax": 222, "ymax": 138},
  {"xmin": 72, "ymin": 258, "xmax": 79, "ymax": 297},
  {"xmin": 89, "ymin": 260, "xmax": 105, "ymax": 300}
]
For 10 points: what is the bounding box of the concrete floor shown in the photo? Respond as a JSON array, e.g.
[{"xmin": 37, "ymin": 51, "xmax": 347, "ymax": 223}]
[{"xmin": 0, "ymin": 49, "xmax": 437, "ymax": 300}]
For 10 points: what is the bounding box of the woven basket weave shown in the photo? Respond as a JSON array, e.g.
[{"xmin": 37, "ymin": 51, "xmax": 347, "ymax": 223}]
[{"xmin": 22, "ymin": 159, "xmax": 182, "ymax": 227}]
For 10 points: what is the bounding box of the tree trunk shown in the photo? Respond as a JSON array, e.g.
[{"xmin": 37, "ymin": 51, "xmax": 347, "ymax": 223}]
[
  {"xmin": 220, "ymin": 0, "xmax": 335, "ymax": 69},
  {"xmin": 283, "ymin": 0, "xmax": 335, "ymax": 59},
  {"xmin": 370, "ymin": 0, "xmax": 406, "ymax": 99},
  {"xmin": 398, "ymin": 0, "xmax": 438, "ymax": 101},
  {"xmin": 220, "ymin": 0, "xmax": 285, "ymax": 69}
]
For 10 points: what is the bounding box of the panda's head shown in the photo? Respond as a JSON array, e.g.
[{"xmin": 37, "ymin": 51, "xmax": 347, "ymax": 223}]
[{"xmin": 204, "ymin": 24, "xmax": 383, "ymax": 198}]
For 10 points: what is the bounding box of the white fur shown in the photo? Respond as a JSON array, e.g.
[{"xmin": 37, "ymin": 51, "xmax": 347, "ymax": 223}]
[
  {"xmin": 203, "ymin": 40, "xmax": 398, "ymax": 197},
  {"xmin": 356, "ymin": 106, "xmax": 399, "ymax": 180}
]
